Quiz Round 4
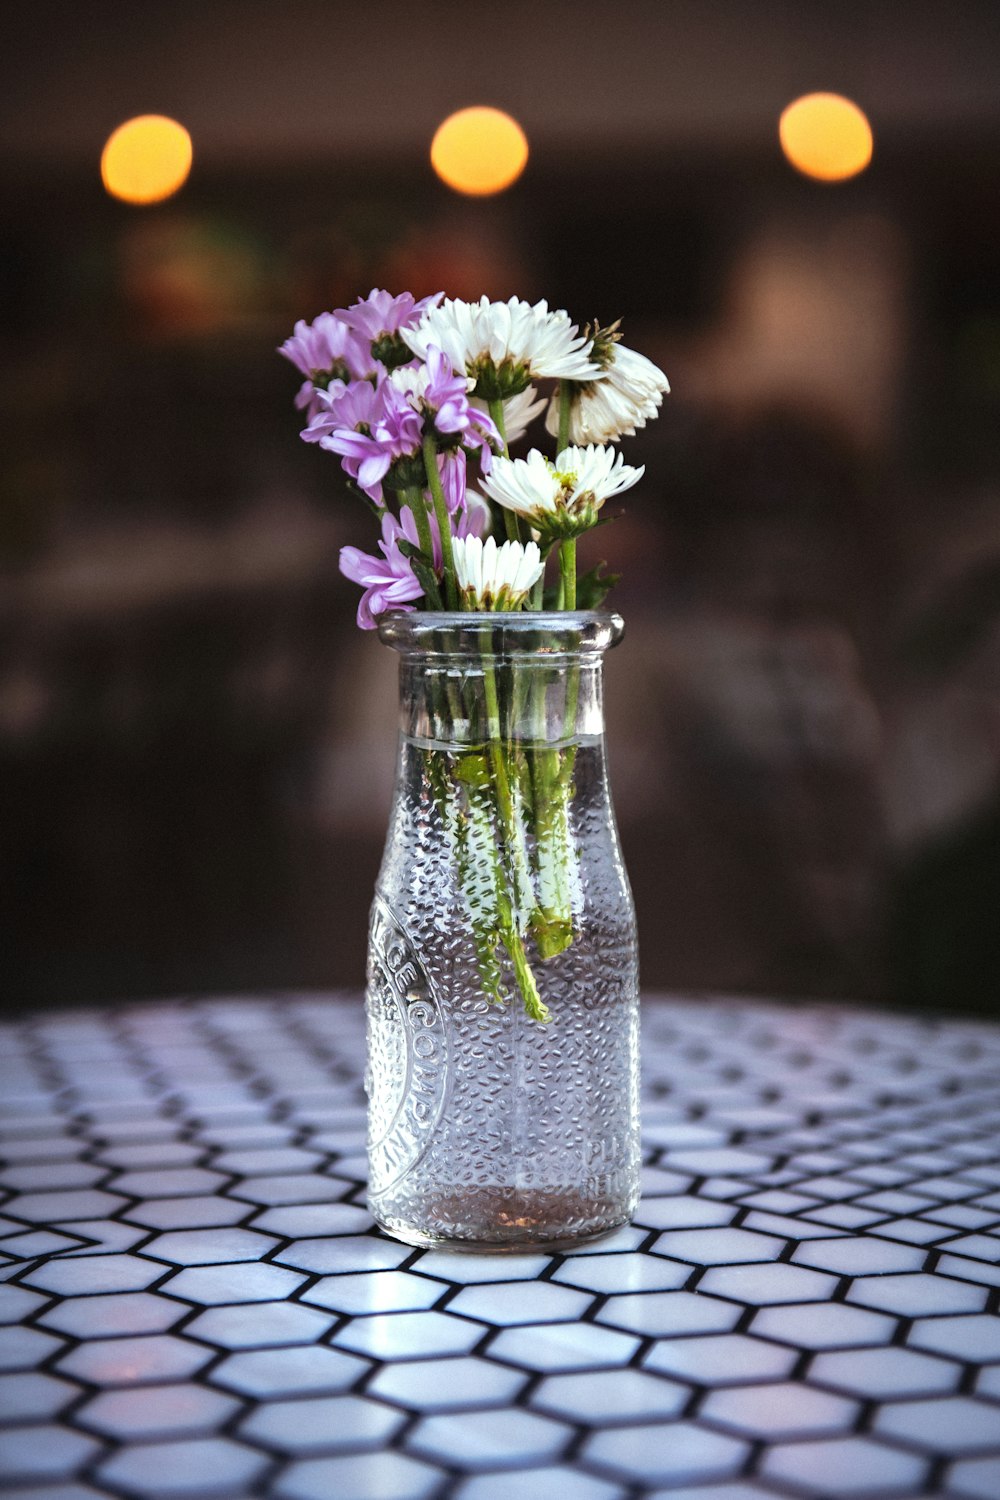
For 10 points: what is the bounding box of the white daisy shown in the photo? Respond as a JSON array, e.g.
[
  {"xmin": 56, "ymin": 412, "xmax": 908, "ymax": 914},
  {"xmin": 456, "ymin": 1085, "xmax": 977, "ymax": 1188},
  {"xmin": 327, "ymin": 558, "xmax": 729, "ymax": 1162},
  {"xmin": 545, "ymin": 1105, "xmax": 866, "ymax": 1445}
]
[
  {"xmin": 472, "ymin": 385, "xmax": 547, "ymax": 446},
  {"xmin": 546, "ymin": 340, "xmax": 670, "ymax": 444},
  {"xmin": 452, "ymin": 534, "xmax": 545, "ymax": 610},
  {"xmin": 403, "ymin": 297, "xmax": 601, "ymax": 400},
  {"xmin": 478, "ymin": 444, "xmax": 644, "ymax": 540}
]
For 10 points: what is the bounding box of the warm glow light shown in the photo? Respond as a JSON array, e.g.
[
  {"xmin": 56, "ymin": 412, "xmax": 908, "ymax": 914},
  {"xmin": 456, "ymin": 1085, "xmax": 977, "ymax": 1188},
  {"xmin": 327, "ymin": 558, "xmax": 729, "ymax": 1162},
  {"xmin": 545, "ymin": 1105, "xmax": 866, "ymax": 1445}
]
[
  {"xmin": 101, "ymin": 115, "xmax": 193, "ymax": 205},
  {"xmin": 431, "ymin": 107, "xmax": 528, "ymax": 196},
  {"xmin": 779, "ymin": 93, "xmax": 873, "ymax": 182}
]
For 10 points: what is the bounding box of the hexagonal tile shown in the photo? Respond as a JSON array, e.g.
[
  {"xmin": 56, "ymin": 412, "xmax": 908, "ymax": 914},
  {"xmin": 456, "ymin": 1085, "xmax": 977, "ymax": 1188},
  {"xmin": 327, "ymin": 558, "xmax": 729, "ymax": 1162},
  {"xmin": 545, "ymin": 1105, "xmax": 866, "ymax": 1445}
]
[
  {"xmin": 0, "ymin": 1424, "xmax": 102, "ymax": 1483},
  {"xmin": 700, "ymin": 1379, "xmax": 858, "ymax": 1438},
  {"xmin": 760, "ymin": 1434, "xmax": 927, "ymax": 1496},
  {"xmin": 643, "ymin": 1122, "xmax": 730, "ymax": 1150},
  {"xmin": 332, "ymin": 1310, "xmax": 485, "ymax": 1361},
  {"xmin": 230, "ymin": 1173, "xmax": 352, "ymax": 1205},
  {"xmin": 0, "ymin": 1228, "xmax": 88, "ymax": 1259},
  {"xmin": 949, "ymin": 1455, "xmax": 1000, "ymax": 1500},
  {"xmin": 161, "ymin": 1261, "xmax": 306, "ymax": 1304},
  {"xmin": 109, "ymin": 1167, "xmax": 228, "ymax": 1198},
  {"xmin": 751, "ymin": 1301, "xmax": 896, "ymax": 1350},
  {"xmin": 57, "ymin": 1333, "xmax": 212, "ymax": 1385},
  {"xmin": 847, "ymin": 1271, "xmax": 987, "ymax": 1317},
  {"xmin": 455, "ymin": 1467, "xmax": 623, "ymax": 1500},
  {"xmin": 124, "ymin": 1195, "xmax": 250, "ymax": 1230},
  {"xmin": 809, "ymin": 1345, "xmax": 960, "ymax": 1398},
  {"xmin": 275, "ymin": 1235, "xmax": 411, "ymax": 1274},
  {"xmin": 185, "ymin": 1299, "xmax": 335, "ymax": 1349},
  {"xmin": 741, "ymin": 1209, "xmax": 852, "ymax": 1240},
  {"xmin": 97, "ymin": 1141, "xmax": 203, "ymax": 1170},
  {"xmin": 413, "ymin": 1251, "xmax": 553, "ymax": 1283},
  {"xmin": 273, "ymin": 1451, "xmax": 442, "ymax": 1500},
  {"xmin": 644, "ymin": 1332, "xmax": 797, "ymax": 1384},
  {"xmin": 252, "ymin": 1203, "xmax": 374, "ymax": 1237},
  {"xmin": 0, "ymin": 1189, "xmax": 127, "ymax": 1222},
  {"xmin": 406, "ymin": 1406, "xmax": 571, "ymax": 1469},
  {"xmin": 0, "ymin": 1285, "xmax": 48, "ymax": 1323},
  {"xmin": 531, "ymin": 1367, "xmax": 689, "ymax": 1423},
  {"xmin": 698, "ymin": 1262, "xmax": 838, "ymax": 1304},
  {"xmin": 445, "ymin": 1280, "xmax": 593, "ymax": 1327},
  {"xmin": 633, "ymin": 1197, "xmax": 735, "ymax": 1231},
  {"xmin": 38, "ymin": 1292, "xmax": 185, "ymax": 1338},
  {"xmin": 909, "ymin": 1313, "xmax": 1000, "ymax": 1362},
  {"xmin": 792, "ymin": 1237, "xmax": 927, "ymax": 1275},
  {"xmin": 23, "ymin": 1253, "xmax": 162, "ymax": 1295},
  {"xmin": 142, "ymin": 1227, "xmax": 280, "ymax": 1265},
  {"xmin": 0, "ymin": 1370, "xmax": 79, "ymax": 1421},
  {"xmin": 584, "ymin": 1419, "xmax": 748, "ymax": 1486},
  {"xmin": 77, "ymin": 1381, "xmax": 240, "ymax": 1438},
  {"xmin": 874, "ymin": 1394, "xmax": 1000, "ymax": 1453},
  {"xmin": 367, "ymin": 1355, "xmax": 528, "ymax": 1412},
  {"xmin": 240, "ymin": 1393, "xmax": 406, "ymax": 1454},
  {"xmin": 97, "ymin": 1436, "xmax": 269, "ymax": 1497},
  {"xmin": 0, "ymin": 1324, "xmax": 65, "ymax": 1371},
  {"xmin": 663, "ymin": 1148, "xmax": 775, "ymax": 1176},
  {"xmin": 653, "ymin": 1227, "xmax": 787, "ymax": 1265},
  {"xmin": 0, "ymin": 1160, "xmax": 104, "ymax": 1191},
  {"xmin": 552, "ymin": 1251, "xmax": 690, "ymax": 1295},
  {"xmin": 937, "ymin": 1253, "xmax": 1000, "ymax": 1288},
  {"xmin": 212, "ymin": 1146, "xmax": 324, "ymax": 1175},
  {"xmin": 60, "ymin": 1220, "xmax": 151, "ymax": 1256},
  {"xmin": 487, "ymin": 1321, "xmax": 640, "ymax": 1372},
  {"xmin": 597, "ymin": 1290, "xmax": 740, "ymax": 1337},
  {"xmin": 302, "ymin": 1271, "xmax": 442, "ymax": 1315},
  {"xmin": 564, "ymin": 1224, "xmax": 648, "ymax": 1254},
  {"xmin": 211, "ymin": 1343, "xmax": 369, "ymax": 1397},
  {"xmin": 645, "ymin": 1484, "xmax": 779, "ymax": 1500}
]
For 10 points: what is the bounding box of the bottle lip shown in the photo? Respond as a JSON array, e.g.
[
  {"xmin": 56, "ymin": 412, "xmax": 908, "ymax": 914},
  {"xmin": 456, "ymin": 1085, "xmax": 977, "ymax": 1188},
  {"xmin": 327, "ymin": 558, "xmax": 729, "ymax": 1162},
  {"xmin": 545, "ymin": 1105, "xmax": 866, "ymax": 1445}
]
[{"xmin": 377, "ymin": 610, "xmax": 625, "ymax": 656}]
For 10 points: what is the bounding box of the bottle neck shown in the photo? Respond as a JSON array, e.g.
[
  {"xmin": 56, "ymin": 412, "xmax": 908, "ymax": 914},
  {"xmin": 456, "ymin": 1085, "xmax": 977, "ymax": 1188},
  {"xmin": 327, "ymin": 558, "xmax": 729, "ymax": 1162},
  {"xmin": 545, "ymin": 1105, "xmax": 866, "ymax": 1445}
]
[{"xmin": 397, "ymin": 647, "xmax": 606, "ymax": 751}]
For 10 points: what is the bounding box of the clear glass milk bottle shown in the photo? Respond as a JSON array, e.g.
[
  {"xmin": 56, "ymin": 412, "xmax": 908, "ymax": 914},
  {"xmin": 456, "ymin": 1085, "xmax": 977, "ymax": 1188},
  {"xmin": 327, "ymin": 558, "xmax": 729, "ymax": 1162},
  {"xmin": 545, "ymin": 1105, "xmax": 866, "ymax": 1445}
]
[{"xmin": 364, "ymin": 611, "xmax": 640, "ymax": 1250}]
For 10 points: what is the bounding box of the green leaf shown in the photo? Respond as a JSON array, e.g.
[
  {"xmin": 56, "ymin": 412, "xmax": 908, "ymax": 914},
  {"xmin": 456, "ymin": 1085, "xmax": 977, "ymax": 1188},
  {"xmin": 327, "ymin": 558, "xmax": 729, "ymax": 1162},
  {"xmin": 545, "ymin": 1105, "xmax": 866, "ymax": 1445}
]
[
  {"xmin": 397, "ymin": 541, "xmax": 444, "ymax": 610},
  {"xmin": 575, "ymin": 561, "xmax": 622, "ymax": 609}
]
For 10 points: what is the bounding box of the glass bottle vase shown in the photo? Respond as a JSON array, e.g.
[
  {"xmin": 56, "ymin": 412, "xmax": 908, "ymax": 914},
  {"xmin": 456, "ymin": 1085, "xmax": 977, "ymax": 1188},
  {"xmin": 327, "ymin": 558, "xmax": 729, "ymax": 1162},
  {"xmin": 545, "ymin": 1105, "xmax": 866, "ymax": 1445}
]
[{"xmin": 365, "ymin": 611, "xmax": 640, "ymax": 1251}]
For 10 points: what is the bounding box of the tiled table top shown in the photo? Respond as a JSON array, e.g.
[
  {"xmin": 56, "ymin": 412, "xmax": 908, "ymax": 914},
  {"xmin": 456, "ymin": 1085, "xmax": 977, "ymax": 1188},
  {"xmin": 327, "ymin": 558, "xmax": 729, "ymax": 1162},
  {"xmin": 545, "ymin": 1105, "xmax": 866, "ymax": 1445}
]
[{"xmin": 1, "ymin": 995, "xmax": 999, "ymax": 1500}]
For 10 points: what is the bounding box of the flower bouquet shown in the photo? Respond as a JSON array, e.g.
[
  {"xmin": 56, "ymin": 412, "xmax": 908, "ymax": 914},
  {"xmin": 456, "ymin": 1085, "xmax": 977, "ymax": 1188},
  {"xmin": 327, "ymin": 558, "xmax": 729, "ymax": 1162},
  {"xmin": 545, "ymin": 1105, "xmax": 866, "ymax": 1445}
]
[{"xmin": 280, "ymin": 290, "xmax": 668, "ymax": 1247}]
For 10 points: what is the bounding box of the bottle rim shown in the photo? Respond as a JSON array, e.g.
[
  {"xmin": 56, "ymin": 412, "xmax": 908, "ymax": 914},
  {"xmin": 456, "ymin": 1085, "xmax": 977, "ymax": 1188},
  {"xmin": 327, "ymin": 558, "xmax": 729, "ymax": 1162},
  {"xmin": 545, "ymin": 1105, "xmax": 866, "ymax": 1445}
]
[{"xmin": 377, "ymin": 610, "xmax": 625, "ymax": 656}]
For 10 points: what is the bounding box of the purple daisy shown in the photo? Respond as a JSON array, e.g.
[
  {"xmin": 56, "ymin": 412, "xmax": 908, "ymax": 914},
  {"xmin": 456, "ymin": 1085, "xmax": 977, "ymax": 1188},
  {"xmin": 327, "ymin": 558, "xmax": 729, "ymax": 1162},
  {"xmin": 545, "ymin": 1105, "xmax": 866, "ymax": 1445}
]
[{"xmin": 339, "ymin": 510, "xmax": 424, "ymax": 629}]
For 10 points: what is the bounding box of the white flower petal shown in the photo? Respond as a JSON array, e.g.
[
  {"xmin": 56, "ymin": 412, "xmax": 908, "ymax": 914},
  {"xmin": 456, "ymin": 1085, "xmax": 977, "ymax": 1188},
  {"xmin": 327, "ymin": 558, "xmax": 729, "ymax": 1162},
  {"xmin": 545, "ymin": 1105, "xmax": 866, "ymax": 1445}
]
[
  {"xmin": 545, "ymin": 338, "xmax": 669, "ymax": 444},
  {"xmin": 404, "ymin": 297, "xmax": 601, "ymax": 383},
  {"xmin": 452, "ymin": 532, "xmax": 544, "ymax": 608}
]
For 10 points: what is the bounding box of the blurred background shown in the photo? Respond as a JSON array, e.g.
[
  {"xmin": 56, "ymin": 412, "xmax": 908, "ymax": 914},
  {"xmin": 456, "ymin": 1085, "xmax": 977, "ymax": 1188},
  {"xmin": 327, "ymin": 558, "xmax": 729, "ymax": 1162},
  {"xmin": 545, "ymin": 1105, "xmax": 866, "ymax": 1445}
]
[{"xmin": 2, "ymin": 0, "xmax": 998, "ymax": 1015}]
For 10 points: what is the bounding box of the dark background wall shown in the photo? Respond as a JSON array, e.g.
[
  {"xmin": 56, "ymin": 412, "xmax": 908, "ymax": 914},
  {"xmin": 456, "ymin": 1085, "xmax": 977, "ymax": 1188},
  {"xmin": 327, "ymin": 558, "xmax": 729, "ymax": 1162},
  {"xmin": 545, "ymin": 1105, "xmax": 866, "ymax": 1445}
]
[{"xmin": 2, "ymin": 1, "xmax": 999, "ymax": 1013}]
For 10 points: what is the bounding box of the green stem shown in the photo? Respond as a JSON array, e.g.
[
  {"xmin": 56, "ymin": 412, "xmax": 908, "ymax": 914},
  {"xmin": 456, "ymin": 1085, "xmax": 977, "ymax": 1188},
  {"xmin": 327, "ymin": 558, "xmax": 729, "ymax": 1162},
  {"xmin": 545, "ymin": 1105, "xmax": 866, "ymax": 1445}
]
[
  {"xmin": 479, "ymin": 627, "xmax": 548, "ymax": 1019},
  {"xmin": 559, "ymin": 538, "xmax": 577, "ymax": 610},
  {"xmin": 403, "ymin": 485, "xmax": 434, "ymax": 564},
  {"xmin": 488, "ymin": 396, "xmax": 510, "ymax": 458},
  {"xmin": 481, "ymin": 637, "xmax": 531, "ymax": 900},
  {"xmin": 557, "ymin": 378, "xmax": 573, "ymax": 454},
  {"xmin": 422, "ymin": 435, "xmax": 458, "ymax": 610},
  {"xmin": 487, "ymin": 397, "xmax": 523, "ymax": 544}
]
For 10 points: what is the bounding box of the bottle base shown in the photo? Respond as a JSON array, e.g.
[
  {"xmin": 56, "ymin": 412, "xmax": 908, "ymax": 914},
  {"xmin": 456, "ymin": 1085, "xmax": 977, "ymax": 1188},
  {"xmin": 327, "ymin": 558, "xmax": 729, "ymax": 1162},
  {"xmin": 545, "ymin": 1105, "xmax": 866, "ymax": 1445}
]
[{"xmin": 370, "ymin": 1185, "xmax": 635, "ymax": 1253}]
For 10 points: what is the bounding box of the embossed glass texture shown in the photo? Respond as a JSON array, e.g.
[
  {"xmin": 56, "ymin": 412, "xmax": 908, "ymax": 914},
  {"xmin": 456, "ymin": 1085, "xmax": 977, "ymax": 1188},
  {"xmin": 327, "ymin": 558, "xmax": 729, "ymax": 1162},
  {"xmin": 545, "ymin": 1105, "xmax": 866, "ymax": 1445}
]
[{"xmin": 366, "ymin": 613, "xmax": 640, "ymax": 1249}]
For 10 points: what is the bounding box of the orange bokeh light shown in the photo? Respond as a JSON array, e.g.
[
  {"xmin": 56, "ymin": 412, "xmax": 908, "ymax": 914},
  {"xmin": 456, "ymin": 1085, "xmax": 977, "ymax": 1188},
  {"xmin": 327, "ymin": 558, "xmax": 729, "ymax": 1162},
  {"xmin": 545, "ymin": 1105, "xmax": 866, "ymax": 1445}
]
[
  {"xmin": 431, "ymin": 107, "xmax": 529, "ymax": 197},
  {"xmin": 101, "ymin": 115, "xmax": 193, "ymax": 205},
  {"xmin": 779, "ymin": 93, "xmax": 873, "ymax": 182}
]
